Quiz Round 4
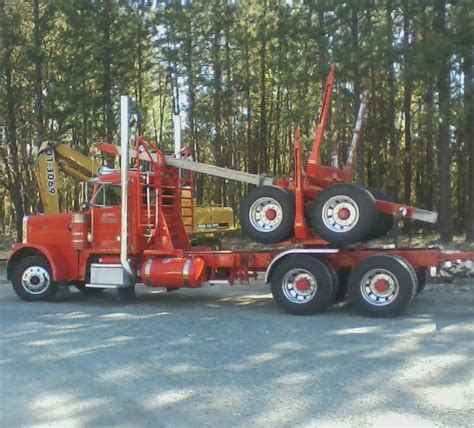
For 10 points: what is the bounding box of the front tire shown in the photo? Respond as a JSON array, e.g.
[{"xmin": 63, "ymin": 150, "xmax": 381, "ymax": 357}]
[
  {"xmin": 309, "ymin": 184, "xmax": 377, "ymax": 246},
  {"xmin": 270, "ymin": 255, "xmax": 334, "ymax": 315},
  {"xmin": 348, "ymin": 255, "xmax": 417, "ymax": 317},
  {"xmin": 12, "ymin": 255, "xmax": 57, "ymax": 302},
  {"xmin": 240, "ymin": 186, "xmax": 295, "ymax": 244}
]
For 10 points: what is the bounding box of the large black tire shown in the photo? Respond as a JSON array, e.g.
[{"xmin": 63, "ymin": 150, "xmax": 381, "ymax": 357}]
[
  {"xmin": 309, "ymin": 184, "xmax": 378, "ymax": 246},
  {"xmin": 270, "ymin": 255, "xmax": 334, "ymax": 315},
  {"xmin": 348, "ymin": 254, "xmax": 418, "ymax": 317},
  {"xmin": 320, "ymin": 259, "xmax": 340, "ymax": 303},
  {"xmin": 11, "ymin": 255, "xmax": 58, "ymax": 302},
  {"xmin": 240, "ymin": 186, "xmax": 295, "ymax": 244},
  {"xmin": 366, "ymin": 187, "xmax": 394, "ymax": 240}
]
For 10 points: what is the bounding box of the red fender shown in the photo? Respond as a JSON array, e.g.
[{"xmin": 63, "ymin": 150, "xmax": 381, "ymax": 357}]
[{"xmin": 7, "ymin": 243, "xmax": 69, "ymax": 282}]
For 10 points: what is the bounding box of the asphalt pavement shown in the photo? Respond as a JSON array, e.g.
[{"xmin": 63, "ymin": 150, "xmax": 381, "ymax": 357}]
[{"xmin": 0, "ymin": 268, "xmax": 473, "ymax": 427}]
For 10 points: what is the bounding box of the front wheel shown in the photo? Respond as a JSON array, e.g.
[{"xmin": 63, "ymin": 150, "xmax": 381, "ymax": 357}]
[
  {"xmin": 11, "ymin": 255, "xmax": 57, "ymax": 301},
  {"xmin": 348, "ymin": 255, "xmax": 417, "ymax": 317},
  {"xmin": 270, "ymin": 255, "xmax": 334, "ymax": 315}
]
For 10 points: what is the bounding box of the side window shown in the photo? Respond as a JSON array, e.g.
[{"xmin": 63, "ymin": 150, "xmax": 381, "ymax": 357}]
[
  {"xmin": 92, "ymin": 184, "xmax": 121, "ymax": 207},
  {"xmin": 105, "ymin": 185, "xmax": 121, "ymax": 206},
  {"xmin": 92, "ymin": 185, "xmax": 105, "ymax": 207}
]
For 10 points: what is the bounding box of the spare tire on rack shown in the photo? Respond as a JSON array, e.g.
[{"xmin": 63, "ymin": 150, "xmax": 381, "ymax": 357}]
[
  {"xmin": 365, "ymin": 187, "xmax": 394, "ymax": 240},
  {"xmin": 308, "ymin": 183, "xmax": 377, "ymax": 246},
  {"xmin": 240, "ymin": 186, "xmax": 295, "ymax": 244}
]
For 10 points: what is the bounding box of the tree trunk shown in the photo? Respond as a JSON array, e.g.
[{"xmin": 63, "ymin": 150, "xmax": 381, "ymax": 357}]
[
  {"xmin": 244, "ymin": 28, "xmax": 256, "ymax": 175},
  {"xmin": 403, "ymin": 0, "xmax": 412, "ymax": 205},
  {"xmin": 102, "ymin": 0, "xmax": 114, "ymax": 144},
  {"xmin": 258, "ymin": 1, "xmax": 268, "ymax": 174},
  {"xmin": 464, "ymin": 49, "xmax": 474, "ymax": 240},
  {"xmin": 212, "ymin": 1, "xmax": 223, "ymax": 205},
  {"xmin": 33, "ymin": 0, "xmax": 44, "ymax": 144},
  {"xmin": 1, "ymin": 0, "xmax": 25, "ymax": 241},
  {"xmin": 351, "ymin": 6, "xmax": 364, "ymax": 185},
  {"xmin": 435, "ymin": 0, "xmax": 452, "ymax": 242},
  {"xmin": 386, "ymin": 0, "xmax": 397, "ymax": 197}
]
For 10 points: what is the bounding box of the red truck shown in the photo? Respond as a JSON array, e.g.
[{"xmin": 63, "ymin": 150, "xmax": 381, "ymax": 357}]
[{"xmin": 6, "ymin": 74, "xmax": 473, "ymax": 317}]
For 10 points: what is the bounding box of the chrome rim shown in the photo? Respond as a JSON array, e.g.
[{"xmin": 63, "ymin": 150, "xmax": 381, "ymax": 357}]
[
  {"xmin": 282, "ymin": 268, "xmax": 317, "ymax": 304},
  {"xmin": 360, "ymin": 268, "xmax": 399, "ymax": 306},
  {"xmin": 249, "ymin": 196, "xmax": 283, "ymax": 233},
  {"xmin": 21, "ymin": 266, "xmax": 51, "ymax": 294},
  {"xmin": 321, "ymin": 195, "xmax": 359, "ymax": 233}
]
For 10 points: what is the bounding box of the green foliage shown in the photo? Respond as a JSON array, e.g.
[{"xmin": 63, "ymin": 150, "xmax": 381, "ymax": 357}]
[{"xmin": 0, "ymin": 0, "xmax": 472, "ymax": 241}]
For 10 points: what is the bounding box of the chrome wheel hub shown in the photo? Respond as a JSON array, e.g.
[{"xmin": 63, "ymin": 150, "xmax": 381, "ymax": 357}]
[
  {"xmin": 322, "ymin": 195, "xmax": 359, "ymax": 233},
  {"xmin": 21, "ymin": 266, "xmax": 50, "ymax": 294},
  {"xmin": 249, "ymin": 197, "xmax": 283, "ymax": 233},
  {"xmin": 282, "ymin": 269, "xmax": 317, "ymax": 304},
  {"xmin": 360, "ymin": 268, "xmax": 399, "ymax": 306}
]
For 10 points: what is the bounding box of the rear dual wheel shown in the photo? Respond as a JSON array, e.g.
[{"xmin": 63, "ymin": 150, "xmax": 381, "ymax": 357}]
[
  {"xmin": 348, "ymin": 255, "xmax": 417, "ymax": 317},
  {"xmin": 270, "ymin": 256, "xmax": 334, "ymax": 315}
]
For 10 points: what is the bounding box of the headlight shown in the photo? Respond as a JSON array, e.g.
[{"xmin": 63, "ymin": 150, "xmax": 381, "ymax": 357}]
[{"xmin": 22, "ymin": 216, "xmax": 28, "ymax": 243}]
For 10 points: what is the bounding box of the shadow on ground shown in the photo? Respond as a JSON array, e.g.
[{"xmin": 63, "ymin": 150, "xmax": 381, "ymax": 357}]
[{"xmin": 0, "ymin": 277, "xmax": 473, "ymax": 427}]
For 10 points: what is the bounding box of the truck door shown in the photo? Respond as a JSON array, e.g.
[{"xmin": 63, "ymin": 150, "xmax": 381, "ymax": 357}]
[{"xmin": 90, "ymin": 184, "xmax": 122, "ymax": 250}]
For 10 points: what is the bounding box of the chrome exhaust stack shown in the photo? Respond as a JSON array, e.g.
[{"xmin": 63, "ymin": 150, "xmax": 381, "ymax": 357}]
[{"xmin": 120, "ymin": 95, "xmax": 136, "ymax": 281}]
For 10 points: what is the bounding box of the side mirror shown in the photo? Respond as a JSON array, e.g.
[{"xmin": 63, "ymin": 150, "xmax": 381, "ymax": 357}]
[{"xmin": 80, "ymin": 202, "xmax": 89, "ymax": 212}]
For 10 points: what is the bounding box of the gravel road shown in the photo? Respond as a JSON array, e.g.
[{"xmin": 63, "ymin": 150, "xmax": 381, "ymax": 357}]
[{"xmin": 0, "ymin": 268, "xmax": 473, "ymax": 427}]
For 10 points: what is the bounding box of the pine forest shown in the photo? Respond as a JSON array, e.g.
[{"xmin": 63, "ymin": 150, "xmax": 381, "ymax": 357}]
[{"xmin": 0, "ymin": 0, "xmax": 473, "ymax": 243}]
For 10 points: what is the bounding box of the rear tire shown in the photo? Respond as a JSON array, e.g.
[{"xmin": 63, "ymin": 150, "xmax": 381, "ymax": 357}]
[
  {"xmin": 309, "ymin": 184, "xmax": 377, "ymax": 246},
  {"xmin": 270, "ymin": 255, "xmax": 334, "ymax": 315},
  {"xmin": 240, "ymin": 186, "xmax": 295, "ymax": 244},
  {"xmin": 320, "ymin": 259, "xmax": 340, "ymax": 303},
  {"xmin": 11, "ymin": 256, "xmax": 57, "ymax": 302},
  {"xmin": 348, "ymin": 255, "xmax": 417, "ymax": 317}
]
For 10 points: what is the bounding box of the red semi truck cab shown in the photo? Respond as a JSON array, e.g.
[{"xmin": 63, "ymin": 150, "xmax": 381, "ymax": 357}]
[
  {"xmin": 8, "ymin": 163, "xmax": 206, "ymax": 301},
  {"xmin": 10, "ymin": 171, "xmax": 126, "ymax": 285}
]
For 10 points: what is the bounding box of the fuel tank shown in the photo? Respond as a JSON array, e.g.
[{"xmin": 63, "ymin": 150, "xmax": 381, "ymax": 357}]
[{"xmin": 141, "ymin": 256, "xmax": 206, "ymax": 288}]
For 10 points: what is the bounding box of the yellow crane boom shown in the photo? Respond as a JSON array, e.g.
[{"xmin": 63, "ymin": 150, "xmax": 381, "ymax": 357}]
[{"xmin": 36, "ymin": 141, "xmax": 101, "ymax": 214}]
